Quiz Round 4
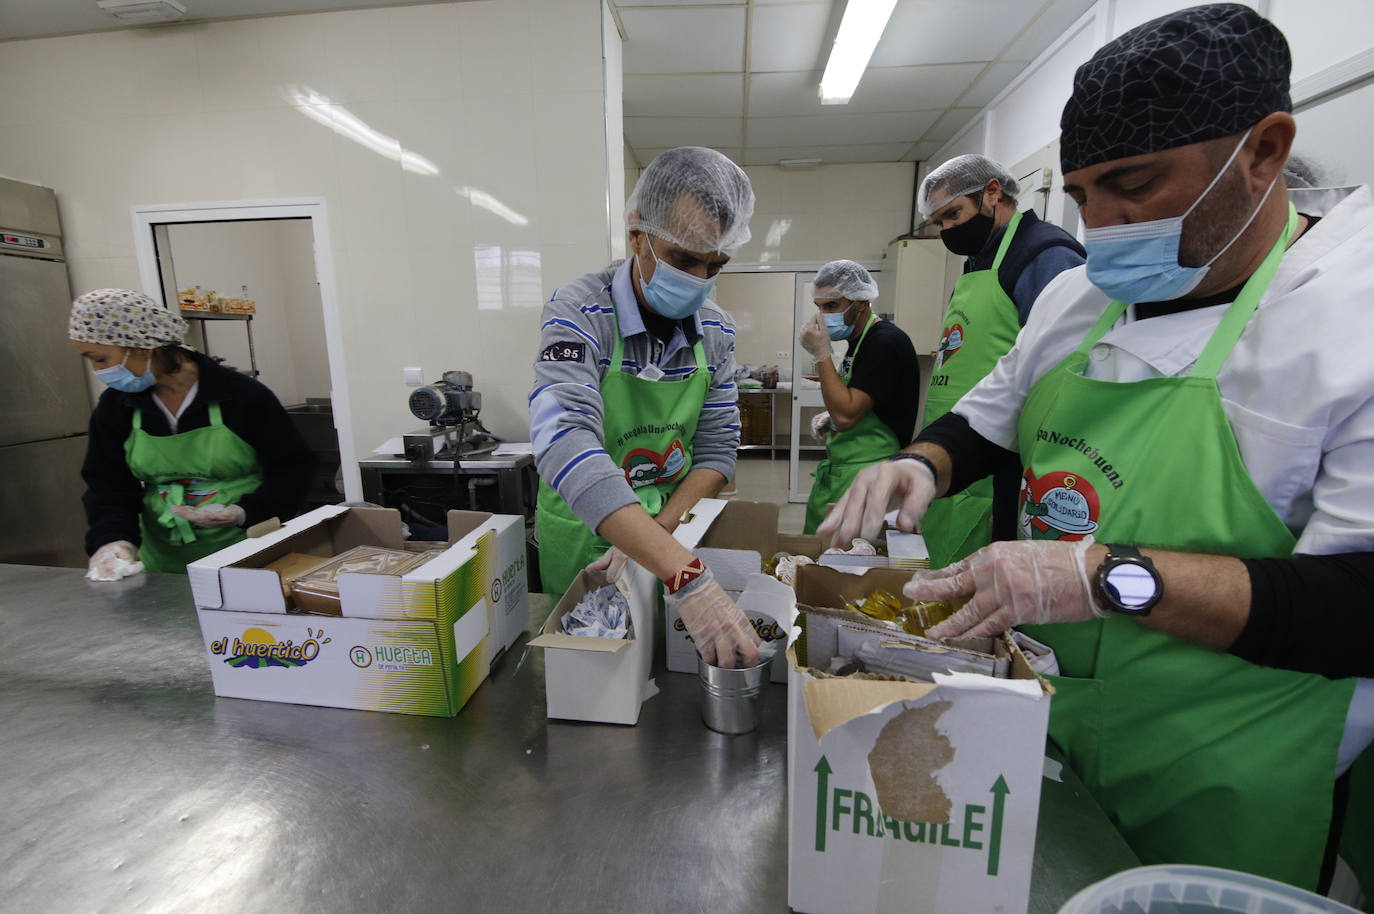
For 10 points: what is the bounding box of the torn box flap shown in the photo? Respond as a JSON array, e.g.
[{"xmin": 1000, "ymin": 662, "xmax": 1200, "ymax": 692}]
[{"xmin": 802, "ymin": 674, "xmax": 936, "ymax": 743}]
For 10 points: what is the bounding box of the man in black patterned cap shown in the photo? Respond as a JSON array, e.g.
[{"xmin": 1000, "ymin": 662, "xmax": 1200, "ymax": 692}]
[{"xmin": 820, "ymin": 4, "xmax": 1373, "ymax": 891}]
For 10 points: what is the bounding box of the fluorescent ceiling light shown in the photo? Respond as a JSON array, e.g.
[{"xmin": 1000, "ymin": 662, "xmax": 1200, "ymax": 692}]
[
  {"xmin": 778, "ymin": 158, "xmax": 822, "ymax": 170},
  {"xmin": 819, "ymin": 0, "xmax": 898, "ymax": 105},
  {"xmin": 288, "ymin": 87, "xmax": 439, "ymax": 176},
  {"xmin": 97, "ymin": 0, "xmax": 187, "ymax": 22}
]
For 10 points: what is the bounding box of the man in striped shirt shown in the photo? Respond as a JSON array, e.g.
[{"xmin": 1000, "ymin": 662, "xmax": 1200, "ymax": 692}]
[{"xmin": 530, "ymin": 146, "xmax": 760, "ymax": 667}]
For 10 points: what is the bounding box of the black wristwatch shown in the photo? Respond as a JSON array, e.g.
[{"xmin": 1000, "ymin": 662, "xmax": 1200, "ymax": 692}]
[{"xmin": 1094, "ymin": 544, "xmax": 1162, "ymax": 616}]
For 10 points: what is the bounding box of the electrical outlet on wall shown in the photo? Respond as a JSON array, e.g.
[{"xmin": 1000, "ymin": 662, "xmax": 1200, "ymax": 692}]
[
  {"xmin": 403, "ymin": 366, "xmax": 424, "ymax": 386},
  {"xmin": 776, "ymin": 350, "xmax": 789, "ymax": 360}
]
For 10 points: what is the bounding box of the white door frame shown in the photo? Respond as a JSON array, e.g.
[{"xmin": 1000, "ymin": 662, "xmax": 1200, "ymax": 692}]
[{"xmin": 130, "ymin": 197, "xmax": 362, "ymax": 502}]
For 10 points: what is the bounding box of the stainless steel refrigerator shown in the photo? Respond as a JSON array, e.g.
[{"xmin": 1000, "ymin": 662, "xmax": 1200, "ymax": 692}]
[{"xmin": 0, "ymin": 176, "xmax": 92, "ymax": 567}]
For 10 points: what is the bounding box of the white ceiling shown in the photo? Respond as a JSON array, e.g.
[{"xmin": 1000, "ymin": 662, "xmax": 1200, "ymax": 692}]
[
  {"xmin": 615, "ymin": 0, "xmax": 1098, "ymax": 168},
  {"xmin": 0, "ymin": 0, "xmax": 452, "ymax": 41}
]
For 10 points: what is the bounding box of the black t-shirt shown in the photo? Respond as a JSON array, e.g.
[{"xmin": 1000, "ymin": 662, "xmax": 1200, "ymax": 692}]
[{"xmin": 842, "ymin": 318, "xmax": 920, "ymax": 447}]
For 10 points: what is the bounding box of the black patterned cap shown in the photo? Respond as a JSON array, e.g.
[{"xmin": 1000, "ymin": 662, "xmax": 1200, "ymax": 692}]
[{"xmin": 1060, "ymin": 3, "xmax": 1291, "ymax": 174}]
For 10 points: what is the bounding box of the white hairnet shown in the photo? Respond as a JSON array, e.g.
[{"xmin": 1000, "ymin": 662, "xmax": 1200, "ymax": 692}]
[
  {"xmin": 814, "ymin": 260, "xmax": 878, "ymax": 302},
  {"xmin": 626, "ymin": 147, "xmax": 755, "ymax": 255},
  {"xmin": 918, "ymin": 154, "xmax": 1020, "ymax": 219}
]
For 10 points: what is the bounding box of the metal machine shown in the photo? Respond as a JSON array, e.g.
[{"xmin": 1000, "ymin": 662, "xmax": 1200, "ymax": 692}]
[
  {"xmin": 403, "ymin": 370, "xmax": 498, "ymax": 462},
  {"xmin": 0, "ymin": 177, "xmax": 91, "ymax": 566}
]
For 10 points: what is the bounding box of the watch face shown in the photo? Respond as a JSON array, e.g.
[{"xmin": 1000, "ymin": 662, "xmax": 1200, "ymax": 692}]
[{"xmin": 1104, "ymin": 562, "xmax": 1158, "ymax": 610}]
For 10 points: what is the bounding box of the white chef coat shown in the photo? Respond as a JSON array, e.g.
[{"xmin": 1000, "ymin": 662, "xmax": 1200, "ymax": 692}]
[{"xmin": 952, "ymin": 184, "xmax": 1374, "ymax": 774}]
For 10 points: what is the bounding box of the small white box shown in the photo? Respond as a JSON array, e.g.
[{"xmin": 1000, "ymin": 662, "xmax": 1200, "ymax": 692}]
[{"xmin": 530, "ymin": 562, "xmax": 658, "ymax": 725}]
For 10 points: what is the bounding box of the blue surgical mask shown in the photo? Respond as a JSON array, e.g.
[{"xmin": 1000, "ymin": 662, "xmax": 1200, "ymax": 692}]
[
  {"xmin": 822, "ymin": 307, "xmax": 854, "ymax": 341},
  {"xmin": 1082, "ymin": 129, "xmax": 1275, "ymax": 304},
  {"xmin": 638, "ymin": 240, "xmax": 714, "ymax": 320},
  {"xmin": 93, "ymin": 351, "xmax": 155, "ymax": 393}
]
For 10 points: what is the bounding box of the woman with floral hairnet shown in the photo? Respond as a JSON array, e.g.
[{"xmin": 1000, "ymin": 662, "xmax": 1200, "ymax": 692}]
[{"xmin": 69, "ymin": 289, "xmax": 314, "ymax": 580}]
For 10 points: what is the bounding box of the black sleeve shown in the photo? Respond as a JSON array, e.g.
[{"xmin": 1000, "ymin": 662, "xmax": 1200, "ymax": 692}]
[
  {"xmin": 80, "ymin": 393, "xmax": 144, "ymax": 555},
  {"xmin": 1231, "ymin": 553, "xmax": 1374, "ymax": 678},
  {"xmin": 915, "ymin": 412, "xmax": 1019, "ymax": 496},
  {"xmin": 229, "ymin": 383, "xmax": 316, "ymax": 527}
]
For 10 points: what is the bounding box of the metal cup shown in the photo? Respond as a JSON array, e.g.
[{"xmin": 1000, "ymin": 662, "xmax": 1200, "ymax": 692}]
[{"xmin": 698, "ymin": 654, "xmax": 771, "ymax": 735}]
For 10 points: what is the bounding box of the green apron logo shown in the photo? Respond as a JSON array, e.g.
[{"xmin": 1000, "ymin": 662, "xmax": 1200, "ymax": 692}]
[
  {"xmin": 1020, "ymin": 469, "xmax": 1100, "ymax": 540},
  {"xmin": 935, "ymin": 323, "xmax": 965, "ymax": 370},
  {"xmin": 813, "ymin": 757, "xmax": 1011, "ymax": 876},
  {"xmin": 622, "ymin": 439, "xmax": 687, "ymax": 489}
]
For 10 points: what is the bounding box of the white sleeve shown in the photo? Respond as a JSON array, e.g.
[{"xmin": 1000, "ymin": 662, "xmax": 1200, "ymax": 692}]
[
  {"xmin": 1295, "ymin": 393, "xmax": 1374, "ymax": 555},
  {"xmin": 952, "ymin": 267, "xmax": 1102, "ymax": 450}
]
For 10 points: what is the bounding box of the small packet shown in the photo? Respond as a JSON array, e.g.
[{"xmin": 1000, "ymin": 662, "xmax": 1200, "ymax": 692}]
[{"xmin": 562, "ymin": 584, "xmax": 634, "ymax": 639}]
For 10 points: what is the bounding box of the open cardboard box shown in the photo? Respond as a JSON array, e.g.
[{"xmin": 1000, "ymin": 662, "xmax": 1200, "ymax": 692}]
[
  {"xmin": 530, "ymin": 561, "xmax": 658, "ymax": 725},
  {"xmin": 186, "ymin": 505, "xmax": 529, "ymax": 717},
  {"xmin": 785, "ymin": 569, "xmax": 1053, "ymax": 914},
  {"xmin": 669, "ymin": 498, "xmax": 823, "ymax": 681}
]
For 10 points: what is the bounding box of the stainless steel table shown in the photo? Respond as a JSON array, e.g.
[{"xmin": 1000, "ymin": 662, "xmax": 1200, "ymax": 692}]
[{"xmin": 0, "ymin": 564, "xmax": 1137, "ymax": 912}]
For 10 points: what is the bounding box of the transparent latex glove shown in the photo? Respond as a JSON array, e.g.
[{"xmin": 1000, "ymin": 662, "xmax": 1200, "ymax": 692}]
[
  {"xmin": 810, "ymin": 411, "xmax": 834, "ymax": 442},
  {"xmin": 817, "ymin": 457, "xmax": 936, "ymax": 548},
  {"xmin": 169, "ymin": 504, "xmax": 246, "ymax": 528},
  {"xmin": 666, "ymin": 565, "xmax": 761, "ymax": 669},
  {"xmin": 799, "ymin": 313, "xmax": 833, "ymax": 359},
  {"xmin": 86, "ymin": 540, "xmax": 143, "ymax": 582},
  {"xmin": 906, "ymin": 538, "xmax": 1105, "ymax": 640},
  {"xmin": 585, "ymin": 546, "xmax": 628, "ymax": 587}
]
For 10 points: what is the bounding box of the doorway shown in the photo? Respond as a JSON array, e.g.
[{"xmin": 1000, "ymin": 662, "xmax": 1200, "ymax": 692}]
[{"xmin": 131, "ymin": 198, "xmax": 361, "ymax": 503}]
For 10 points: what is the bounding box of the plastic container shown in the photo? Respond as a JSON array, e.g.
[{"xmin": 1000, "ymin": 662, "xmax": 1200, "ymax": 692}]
[
  {"xmin": 698, "ymin": 654, "xmax": 770, "ymax": 734},
  {"xmin": 288, "ymin": 545, "xmax": 428, "ymax": 615},
  {"xmin": 1057, "ymin": 864, "xmax": 1362, "ymax": 914}
]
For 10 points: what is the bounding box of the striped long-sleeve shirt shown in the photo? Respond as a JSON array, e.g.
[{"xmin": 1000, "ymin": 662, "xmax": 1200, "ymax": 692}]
[{"xmin": 530, "ymin": 258, "xmax": 741, "ymax": 532}]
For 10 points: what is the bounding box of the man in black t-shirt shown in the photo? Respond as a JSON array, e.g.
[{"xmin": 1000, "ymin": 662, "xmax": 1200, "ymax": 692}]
[{"xmin": 798, "ymin": 260, "xmax": 919, "ymax": 534}]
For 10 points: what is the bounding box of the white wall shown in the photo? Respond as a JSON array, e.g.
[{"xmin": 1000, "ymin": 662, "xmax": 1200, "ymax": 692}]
[
  {"xmin": 713, "ymin": 271, "xmax": 797, "ymax": 368},
  {"xmin": 927, "ymin": 0, "xmax": 1374, "ymax": 218},
  {"xmin": 275, "ymin": 220, "xmax": 330, "ymax": 400},
  {"xmin": 0, "ymin": 0, "xmax": 614, "ymax": 460},
  {"xmin": 734, "ymin": 162, "xmax": 916, "ymax": 266}
]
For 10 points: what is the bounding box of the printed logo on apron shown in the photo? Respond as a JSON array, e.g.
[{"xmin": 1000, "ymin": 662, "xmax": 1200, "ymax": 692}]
[
  {"xmin": 159, "ymin": 477, "xmax": 220, "ymax": 506},
  {"xmin": 935, "ymin": 323, "xmax": 965, "ymax": 370},
  {"xmin": 1019, "ymin": 469, "xmax": 1100, "ymax": 540},
  {"xmin": 623, "ymin": 439, "xmax": 687, "ymax": 489}
]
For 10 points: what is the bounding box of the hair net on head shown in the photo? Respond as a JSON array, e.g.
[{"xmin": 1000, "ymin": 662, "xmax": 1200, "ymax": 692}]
[
  {"xmin": 918, "ymin": 154, "xmax": 1020, "ymax": 219},
  {"xmin": 626, "ymin": 146, "xmax": 755, "ymax": 255},
  {"xmin": 68, "ymin": 288, "xmax": 187, "ymax": 349},
  {"xmin": 814, "ymin": 260, "xmax": 878, "ymax": 302}
]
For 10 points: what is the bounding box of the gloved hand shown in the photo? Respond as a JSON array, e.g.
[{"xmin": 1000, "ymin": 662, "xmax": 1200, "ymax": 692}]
[
  {"xmin": 906, "ymin": 538, "xmax": 1105, "ymax": 640},
  {"xmin": 170, "ymin": 504, "xmax": 246, "ymax": 528},
  {"xmin": 799, "ymin": 313, "xmax": 833, "ymax": 359},
  {"xmin": 665, "ymin": 564, "xmax": 761, "ymax": 669},
  {"xmin": 586, "ymin": 546, "xmax": 628, "ymax": 587},
  {"xmin": 86, "ymin": 540, "xmax": 144, "ymax": 582},
  {"xmin": 817, "ymin": 456, "xmax": 937, "ymax": 548},
  {"xmin": 810, "ymin": 410, "xmax": 834, "ymax": 442}
]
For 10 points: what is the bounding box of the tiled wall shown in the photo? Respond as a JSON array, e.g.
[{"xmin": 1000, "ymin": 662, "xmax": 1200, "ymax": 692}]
[{"xmin": 0, "ymin": 0, "xmax": 617, "ymax": 459}]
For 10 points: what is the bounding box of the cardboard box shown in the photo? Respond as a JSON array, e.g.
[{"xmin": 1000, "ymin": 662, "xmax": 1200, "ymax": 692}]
[
  {"xmin": 785, "ymin": 595, "xmax": 1052, "ymax": 914},
  {"xmin": 529, "ymin": 562, "xmax": 658, "ymax": 725},
  {"xmin": 668, "ymin": 498, "xmax": 823, "ymax": 681},
  {"xmin": 186, "ymin": 505, "xmax": 529, "ymax": 717}
]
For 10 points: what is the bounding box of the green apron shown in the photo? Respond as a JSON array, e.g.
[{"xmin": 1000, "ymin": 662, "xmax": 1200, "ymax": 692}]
[
  {"xmin": 804, "ymin": 315, "xmax": 901, "ymax": 534},
  {"xmin": 1016, "ymin": 205, "xmax": 1361, "ymax": 889},
  {"xmin": 125, "ymin": 402, "xmax": 264, "ymax": 574},
  {"xmin": 536, "ymin": 314, "xmax": 710, "ymax": 596},
  {"xmin": 921, "ymin": 211, "xmax": 1024, "ymax": 569}
]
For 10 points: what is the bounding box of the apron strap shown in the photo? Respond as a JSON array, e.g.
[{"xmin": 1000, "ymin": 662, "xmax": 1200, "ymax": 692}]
[
  {"xmin": 691, "ymin": 336, "xmax": 707, "ymax": 373},
  {"xmin": 843, "ymin": 314, "xmax": 880, "ymax": 383},
  {"xmin": 207, "ymin": 402, "xmax": 224, "ymax": 427},
  {"xmin": 132, "ymin": 408, "xmax": 143, "ymax": 431},
  {"xmin": 1190, "ymin": 203, "xmax": 1300, "ymax": 380},
  {"xmin": 990, "ymin": 210, "xmax": 1024, "ymax": 271},
  {"xmin": 610, "ymin": 306, "xmax": 628, "ymax": 373},
  {"xmin": 158, "ymin": 480, "xmax": 198, "ymax": 545}
]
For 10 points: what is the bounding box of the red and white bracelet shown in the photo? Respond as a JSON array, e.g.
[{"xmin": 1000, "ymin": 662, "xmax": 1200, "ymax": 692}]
[{"xmin": 665, "ymin": 557, "xmax": 707, "ymax": 595}]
